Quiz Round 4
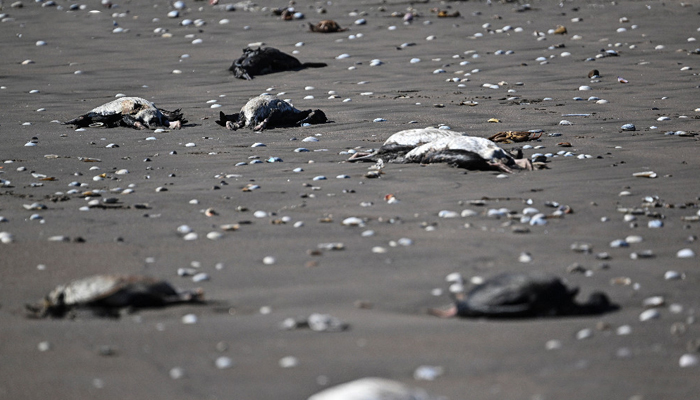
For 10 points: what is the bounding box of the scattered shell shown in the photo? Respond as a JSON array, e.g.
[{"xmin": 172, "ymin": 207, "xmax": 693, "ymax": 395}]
[
  {"xmin": 679, "ymin": 354, "xmax": 699, "ymax": 368},
  {"xmin": 632, "ymin": 171, "xmax": 657, "ymax": 178},
  {"xmin": 676, "ymin": 248, "xmax": 695, "ymax": 258},
  {"xmin": 181, "ymin": 314, "xmax": 198, "ymax": 324},
  {"xmin": 639, "ymin": 309, "xmax": 660, "ymax": 322},
  {"xmin": 413, "ymin": 365, "xmax": 444, "ymax": 381},
  {"xmin": 621, "ymin": 124, "xmax": 636, "ymax": 131},
  {"xmin": 215, "ymin": 356, "xmax": 234, "ymax": 370},
  {"xmin": 279, "ymin": 356, "xmax": 299, "ymax": 368}
]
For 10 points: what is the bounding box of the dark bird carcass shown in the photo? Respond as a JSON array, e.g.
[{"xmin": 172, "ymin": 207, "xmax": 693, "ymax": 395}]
[
  {"xmin": 430, "ymin": 272, "xmax": 617, "ymax": 318},
  {"xmin": 64, "ymin": 97, "xmax": 186, "ymax": 130},
  {"xmin": 26, "ymin": 275, "xmax": 204, "ymax": 318},
  {"xmin": 229, "ymin": 46, "xmax": 327, "ymax": 80},
  {"xmin": 216, "ymin": 94, "xmax": 327, "ymax": 131}
]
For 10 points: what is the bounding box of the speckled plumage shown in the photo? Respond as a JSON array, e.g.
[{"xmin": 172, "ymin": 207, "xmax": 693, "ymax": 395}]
[
  {"xmin": 26, "ymin": 275, "xmax": 204, "ymax": 318},
  {"xmin": 216, "ymin": 94, "xmax": 327, "ymax": 131},
  {"xmin": 65, "ymin": 97, "xmax": 186, "ymax": 129}
]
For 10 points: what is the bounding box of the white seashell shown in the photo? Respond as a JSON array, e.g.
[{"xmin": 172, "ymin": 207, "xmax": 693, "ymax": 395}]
[
  {"xmin": 342, "ymin": 217, "xmax": 365, "ymax": 227},
  {"xmin": 610, "ymin": 239, "xmax": 629, "ymax": 248},
  {"xmin": 0, "ymin": 232, "xmax": 15, "ymax": 244},
  {"xmin": 676, "ymin": 248, "xmax": 695, "ymax": 258},
  {"xmin": 183, "ymin": 232, "xmax": 198, "ymax": 241},
  {"xmin": 616, "ymin": 325, "xmax": 632, "ymax": 335},
  {"xmin": 336, "ymin": 53, "xmax": 350, "ymax": 59},
  {"xmin": 545, "ymin": 340, "xmax": 562, "ymax": 350},
  {"xmin": 438, "ymin": 210, "xmax": 459, "ymax": 218},
  {"xmin": 632, "ymin": 171, "xmax": 657, "ymax": 178},
  {"xmin": 279, "ymin": 356, "xmax": 298, "ymax": 368},
  {"xmin": 664, "ymin": 270, "xmax": 683, "ymax": 280},
  {"xmin": 647, "ymin": 220, "xmax": 663, "ymax": 228},
  {"xmin": 518, "ymin": 252, "xmax": 532, "ymax": 263},
  {"xmin": 625, "ymin": 235, "xmax": 643, "ymax": 243},
  {"xmin": 181, "ymin": 314, "xmax": 198, "ymax": 324},
  {"xmin": 639, "ymin": 309, "xmax": 660, "ymax": 322},
  {"xmin": 169, "ymin": 367, "xmax": 185, "ymax": 379},
  {"xmin": 680, "ymin": 354, "xmax": 699, "ymax": 368},
  {"xmin": 206, "ymin": 232, "xmax": 222, "ymax": 240},
  {"xmin": 167, "ymin": 10, "xmax": 179, "ymax": 18},
  {"xmin": 262, "ymin": 256, "xmax": 276, "ymax": 265},
  {"xmin": 413, "ymin": 365, "xmax": 444, "ymax": 381},
  {"xmin": 215, "ymin": 356, "xmax": 233, "ymax": 369},
  {"xmin": 656, "ymin": 116, "xmax": 671, "ymax": 121},
  {"xmin": 559, "ymin": 120, "xmax": 572, "ymax": 125},
  {"xmin": 576, "ymin": 328, "xmax": 593, "ymax": 340}
]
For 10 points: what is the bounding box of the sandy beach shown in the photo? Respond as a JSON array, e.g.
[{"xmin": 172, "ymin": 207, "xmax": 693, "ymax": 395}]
[{"xmin": 0, "ymin": 0, "xmax": 699, "ymax": 399}]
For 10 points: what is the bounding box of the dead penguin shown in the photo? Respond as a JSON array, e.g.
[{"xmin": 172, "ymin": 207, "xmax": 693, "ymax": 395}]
[
  {"xmin": 26, "ymin": 275, "xmax": 204, "ymax": 318},
  {"xmin": 349, "ymin": 127, "xmax": 463, "ymax": 162},
  {"xmin": 216, "ymin": 94, "xmax": 327, "ymax": 131},
  {"xmin": 308, "ymin": 20, "xmax": 347, "ymax": 33},
  {"xmin": 229, "ymin": 46, "xmax": 327, "ymax": 80},
  {"xmin": 64, "ymin": 97, "xmax": 186, "ymax": 129},
  {"xmin": 404, "ymin": 135, "xmax": 532, "ymax": 172},
  {"xmin": 430, "ymin": 272, "xmax": 616, "ymax": 318}
]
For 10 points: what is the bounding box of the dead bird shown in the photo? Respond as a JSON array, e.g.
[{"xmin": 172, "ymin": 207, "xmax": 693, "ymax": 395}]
[
  {"xmin": 64, "ymin": 97, "xmax": 186, "ymax": 129},
  {"xmin": 216, "ymin": 94, "xmax": 327, "ymax": 131},
  {"xmin": 430, "ymin": 272, "xmax": 616, "ymax": 318},
  {"xmin": 229, "ymin": 46, "xmax": 327, "ymax": 80},
  {"xmin": 403, "ymin": 136, "xmax": 532, "ymax": 172},
  {"xmin": 349, "ymin": 127, "xmax": 464, "ymax": 163},
  {"xmin": 349, "ymin": 127, "xmax": 530, "ymax": 172},
  {"xmin": 26, "ymin": 275, "xmax": 204, "ymax": 318}
]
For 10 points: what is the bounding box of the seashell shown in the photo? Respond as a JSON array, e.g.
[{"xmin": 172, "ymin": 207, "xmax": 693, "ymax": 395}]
[
  {"xmin": 642, "ymin": 296, "xmax": 665, "ymax": 308},
  {"xmin": 664, "ymin": 270, "xmax": 683, "ymax": 280},
  {"xmin": 414, "ymin": 365, "xmax": 444, "ymax": 381},
  {"xmin": 609, "ymin": 239, "xmax": 629, "ymax": 248},
  {"xmin": 342, "ymin": 217, "xmax": 365, "ymax": 227},
  {"xmin": 639, "ymin": 309, "xmax": 660, "ymax": 322},
  {"xmin": 438, "ymin": 210, "xmax": 459, "ymax": 218},
  {"xmin": 588, "ymin": 69, "xmax": 600, "ymax": 78},
  {"xmin": 632, "ymin": 171, "xmax": 657, "ymax": 178},
  {"xmin": 676, "ymin": 248, "xmax": 695, "ymax": 258},
  {"xmin": 262, "ymin": 256, "xmax": 276, "ymax": 265},
  {"xmin": 278, "ymin": 356, "xmax": 298, "ymax": 368},
  {"xmin": 679, "ymin": 354, "xmax": 699, "ymax": 368},
  {"xmin": 215, "ymin": 356, "xmax": 233, "ymax": 369},
  {"xmin": 621, "ymin": 123, "xmax": 636, "ymax": 131},
  {"xmin": 617, "ymin": 76, "xmax": 628, "ymax": 83}
]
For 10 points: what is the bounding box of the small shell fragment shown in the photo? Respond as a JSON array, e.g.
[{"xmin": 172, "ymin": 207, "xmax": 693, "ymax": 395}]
[{"xmin": 632, "ymin": 171, "xmax": 657, "ymax": 178}]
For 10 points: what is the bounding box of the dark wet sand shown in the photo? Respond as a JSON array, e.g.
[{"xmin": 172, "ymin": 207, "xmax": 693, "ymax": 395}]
[{"xmin": 1, "ymin": 0, "xmax": 699, "ymax": 399}]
